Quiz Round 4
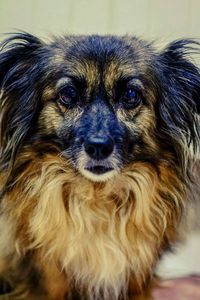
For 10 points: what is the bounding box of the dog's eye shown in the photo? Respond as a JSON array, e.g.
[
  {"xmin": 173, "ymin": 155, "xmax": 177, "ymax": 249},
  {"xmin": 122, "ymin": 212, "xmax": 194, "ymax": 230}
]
[
  {"xmin": 58, "ymin": 86, "xmax": 78, "ymax": 108},
  {"xmin": 122, "ymin": 88, "xmax": 142, "ymax": 109}
]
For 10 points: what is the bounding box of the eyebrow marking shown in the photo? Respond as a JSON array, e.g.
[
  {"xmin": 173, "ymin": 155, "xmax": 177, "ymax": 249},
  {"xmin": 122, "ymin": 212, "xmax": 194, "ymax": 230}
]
[
  {"xmin": 56, "ymin": 77, "xmax": 72, "ymax": 90},
  {"xmin": 128, "ymin": 78, "xmax": 144, "ymax": 90}
]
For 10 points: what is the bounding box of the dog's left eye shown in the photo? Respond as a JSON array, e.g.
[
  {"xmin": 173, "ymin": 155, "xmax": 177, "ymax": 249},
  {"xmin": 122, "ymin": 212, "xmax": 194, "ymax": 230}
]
[
  {"xmin": 122, "ymin": 87, "xmax": 142, "ymax": 109},
  {"xmin": 58, "ymin": 86, "xmax": 78, "ymax": 108}
]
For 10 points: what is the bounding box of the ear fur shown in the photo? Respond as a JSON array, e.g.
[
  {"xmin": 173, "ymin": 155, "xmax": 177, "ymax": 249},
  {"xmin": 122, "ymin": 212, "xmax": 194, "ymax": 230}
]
[
  {"xmin": 158, "ymin": 39, "xmax": 200, "ymax": 159},
  {"xmin": 0, "ymin": 33, "xmax": 44, "ymax": 168}
]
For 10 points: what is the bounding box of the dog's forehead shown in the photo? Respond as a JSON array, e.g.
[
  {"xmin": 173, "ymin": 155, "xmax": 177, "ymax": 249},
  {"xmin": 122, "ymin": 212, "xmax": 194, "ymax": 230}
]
[{"xmin": 50, "ymin": 35, "xmax": 153, "ymax": 89}]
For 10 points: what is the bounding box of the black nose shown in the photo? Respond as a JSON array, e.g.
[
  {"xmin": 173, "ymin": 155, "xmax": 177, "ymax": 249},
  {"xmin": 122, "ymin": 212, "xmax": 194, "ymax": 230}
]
[{"xmin": 84, "ymin": 136, "xmax": 114, "ymax": 160}]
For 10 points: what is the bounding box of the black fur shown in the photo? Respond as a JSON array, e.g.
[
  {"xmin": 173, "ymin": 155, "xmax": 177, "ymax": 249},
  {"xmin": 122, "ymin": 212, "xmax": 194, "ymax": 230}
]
[
  {"xmin": 0, "ymin": 33, "xmax": 45, "ymax": 168},
  {"xmin": 158, "ymin": 39, "xmax": 200, "ymax": 149}
]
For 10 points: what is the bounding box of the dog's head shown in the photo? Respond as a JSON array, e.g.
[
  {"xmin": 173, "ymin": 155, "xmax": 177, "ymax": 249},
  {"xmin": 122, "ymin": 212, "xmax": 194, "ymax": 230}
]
[{"xmin": 0, "ymin": 33, "xmax": 200, "ymax": 183}]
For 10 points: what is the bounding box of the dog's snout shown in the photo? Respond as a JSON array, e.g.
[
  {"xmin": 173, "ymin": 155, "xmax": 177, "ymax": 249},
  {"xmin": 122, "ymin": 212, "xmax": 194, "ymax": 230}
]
[{"xmin": 84, "ymin": 136, "xmax": 114, "ymax": 160}]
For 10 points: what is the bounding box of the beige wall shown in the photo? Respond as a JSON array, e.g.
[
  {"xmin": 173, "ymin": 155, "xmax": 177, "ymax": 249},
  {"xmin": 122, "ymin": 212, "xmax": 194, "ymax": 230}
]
[{"xmin": 0, "ymin": 0, "xmax": 200, "ymax": 42}]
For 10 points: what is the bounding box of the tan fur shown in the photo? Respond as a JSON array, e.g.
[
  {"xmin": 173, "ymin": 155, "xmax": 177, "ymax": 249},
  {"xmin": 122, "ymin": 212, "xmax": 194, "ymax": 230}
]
[
  {"xmin": 117, "ymin": 107, "xmax": 158, "ymax": 153},
  {"xmin": 1, "ymin": 148, "xmax": 185, "ymax": 299}
]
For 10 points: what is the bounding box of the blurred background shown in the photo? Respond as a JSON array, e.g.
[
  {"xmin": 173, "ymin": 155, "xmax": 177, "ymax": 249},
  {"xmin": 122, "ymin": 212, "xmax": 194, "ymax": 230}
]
[
  {"xmin": 0, "ymin": 0, "xmax": 200, "ymax": 285},
  {"xmin": 0, "ymin": 0, "xmax": 200, "ymax": 42}
]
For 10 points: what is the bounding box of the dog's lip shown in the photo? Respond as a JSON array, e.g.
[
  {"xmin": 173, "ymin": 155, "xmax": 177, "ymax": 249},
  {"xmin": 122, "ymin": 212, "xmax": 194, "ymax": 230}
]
[{"xmin": 85, "ymin": 166, "xmax": 114, "ymax": 175}]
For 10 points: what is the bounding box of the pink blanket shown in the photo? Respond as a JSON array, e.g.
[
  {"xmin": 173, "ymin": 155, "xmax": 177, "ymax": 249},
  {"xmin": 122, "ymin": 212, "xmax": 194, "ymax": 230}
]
[{"xmin": 153, "ymin": 276, "xmax": 200, "ymax": 300}]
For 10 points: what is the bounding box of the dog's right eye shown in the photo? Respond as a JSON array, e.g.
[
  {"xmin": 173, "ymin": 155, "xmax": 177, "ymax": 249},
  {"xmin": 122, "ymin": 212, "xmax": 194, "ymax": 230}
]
[{"xmin": 58, "ymin": 86, "xmax": 78, "ymax": 108}]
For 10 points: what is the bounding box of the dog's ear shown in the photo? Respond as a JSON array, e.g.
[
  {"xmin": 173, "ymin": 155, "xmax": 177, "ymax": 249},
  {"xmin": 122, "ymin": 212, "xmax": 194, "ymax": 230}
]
[
  {"xmin": 0, "ymin": 33, "xmax": 44, "ymax": 167},
  {"xmin": 158, "ymin": 39, "xmax": 200, "ymax": 156}
]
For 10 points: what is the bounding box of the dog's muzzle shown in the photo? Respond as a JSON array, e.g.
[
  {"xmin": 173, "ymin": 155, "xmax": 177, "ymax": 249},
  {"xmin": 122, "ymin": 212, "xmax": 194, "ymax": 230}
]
[
  {"xmin": 83, "ymin": 135, "xmax": 114, "ymax": 175},
  {"xmin": 74, "ymin": 134, "xmax": 120, "ymax": 182}
]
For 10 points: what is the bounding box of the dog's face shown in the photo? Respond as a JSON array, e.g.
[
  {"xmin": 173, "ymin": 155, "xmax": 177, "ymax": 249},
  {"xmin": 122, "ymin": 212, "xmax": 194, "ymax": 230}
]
[
  {"xmin": 0, "ymin": 34, "xmax": 199, "ymax": 184},
  {"xmin": 40, "ymin": 36, "xmax": 159, "ymax": 182}
]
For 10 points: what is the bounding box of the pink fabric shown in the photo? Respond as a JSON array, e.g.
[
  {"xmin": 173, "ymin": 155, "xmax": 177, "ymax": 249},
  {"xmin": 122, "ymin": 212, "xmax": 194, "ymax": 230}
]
[{"xmin": 153, "ymin": 276, "xmax": 200, "ymax": 300}]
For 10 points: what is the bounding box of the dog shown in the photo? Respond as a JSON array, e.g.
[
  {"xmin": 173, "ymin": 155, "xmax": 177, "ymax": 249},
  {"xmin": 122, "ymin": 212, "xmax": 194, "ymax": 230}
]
[{"xmin": 0, "ymin": 32, "xmax": 199, "ymax": 300}]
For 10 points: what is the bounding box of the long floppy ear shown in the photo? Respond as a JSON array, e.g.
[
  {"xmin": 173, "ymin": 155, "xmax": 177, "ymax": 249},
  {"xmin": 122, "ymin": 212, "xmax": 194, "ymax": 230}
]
[
  {"xmin": 0, "ymin": 33, "xmax": 45, "ymax": 168},
  {"xmin": 158, "ymin": 39, "xmax": 200, "ymax": 159}
]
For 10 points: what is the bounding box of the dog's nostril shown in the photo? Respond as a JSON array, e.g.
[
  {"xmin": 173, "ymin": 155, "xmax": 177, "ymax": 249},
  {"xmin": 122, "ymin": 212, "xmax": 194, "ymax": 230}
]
[
  {"xmin": 86, "ymin": 144, "xmax": 96, "ymax": 157},
  {"xmin": 84, "ymin": 136, "xmax": 114, "ymax": 160}
]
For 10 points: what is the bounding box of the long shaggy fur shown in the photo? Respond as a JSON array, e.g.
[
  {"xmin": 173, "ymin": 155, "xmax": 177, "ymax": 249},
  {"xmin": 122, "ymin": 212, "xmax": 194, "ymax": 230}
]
[{"xmin": 0, "ymin": 33, "xmax": 200, "ymax": 300}]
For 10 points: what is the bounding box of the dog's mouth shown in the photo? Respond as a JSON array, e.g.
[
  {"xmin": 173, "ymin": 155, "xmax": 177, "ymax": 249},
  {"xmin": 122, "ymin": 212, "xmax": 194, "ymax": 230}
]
[
  {"xmin": 76, "ymin": 158, "xmax": 119, "ymax": 182},
  {"xmin": 74, "ymin": 150, "xmax": 121, "ymax": 182},
  {"xmin": 85, "ymin": 166, "xmax": 114, "ymax": 175},
  {"xmin": 80, "ymin": 164, "xmax": 117, "ymax": 182}
]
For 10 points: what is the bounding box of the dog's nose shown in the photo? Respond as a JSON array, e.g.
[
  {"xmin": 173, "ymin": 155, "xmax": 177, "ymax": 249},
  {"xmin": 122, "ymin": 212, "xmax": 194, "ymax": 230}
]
[{"xmin": 84, "ymin": 136, "xmax": 114, "ymax": 160}]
